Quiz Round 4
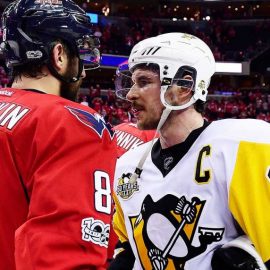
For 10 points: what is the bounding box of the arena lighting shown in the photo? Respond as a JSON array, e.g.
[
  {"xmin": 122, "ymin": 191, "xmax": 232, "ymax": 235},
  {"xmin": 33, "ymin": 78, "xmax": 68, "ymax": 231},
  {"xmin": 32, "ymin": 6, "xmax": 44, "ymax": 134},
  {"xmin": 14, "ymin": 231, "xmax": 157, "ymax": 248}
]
[
  {"xmin": 216, "ymin": 62, "xmax": 242, "ymax": 74},
  {"xmin": 101, "ymin": 55, "xmax": 246, "ymax": 75},
  {"xmin": 101, "ymin": 54, "xmax": 128, "ymax": 68},
  {"xmin": 86, "ymin": 12, "xmax": 98, "ymax": 24}
]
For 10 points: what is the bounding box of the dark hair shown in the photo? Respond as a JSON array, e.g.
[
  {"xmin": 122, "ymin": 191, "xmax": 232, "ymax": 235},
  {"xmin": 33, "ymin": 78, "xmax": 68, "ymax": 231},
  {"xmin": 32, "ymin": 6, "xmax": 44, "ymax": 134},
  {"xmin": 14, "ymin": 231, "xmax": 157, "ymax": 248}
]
[
  {"xmin": 12, "ymin": 39, "xmax": 75, "ymax": 80},
  {"xmin": 194, "ymin": 99, "xmax": 205, "ymax": 113},
  {"xmin": 131, "ymin": 63, "xmax": 160, "ymax": 74}
]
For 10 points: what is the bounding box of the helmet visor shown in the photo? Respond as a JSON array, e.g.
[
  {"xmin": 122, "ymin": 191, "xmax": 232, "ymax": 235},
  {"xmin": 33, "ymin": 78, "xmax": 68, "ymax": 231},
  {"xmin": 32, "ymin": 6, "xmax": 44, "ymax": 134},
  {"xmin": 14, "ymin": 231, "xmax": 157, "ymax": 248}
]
[
  {"xmin": 115, "ymin": 62, "xmax": 161, "ymax": 101},
  {"xmin": 115, "ymin": 61, "xmax": 194, "ymax": 106},
  {"xmin": 115, "ymin": 62, "xmax": 133, "ymax": 100}
]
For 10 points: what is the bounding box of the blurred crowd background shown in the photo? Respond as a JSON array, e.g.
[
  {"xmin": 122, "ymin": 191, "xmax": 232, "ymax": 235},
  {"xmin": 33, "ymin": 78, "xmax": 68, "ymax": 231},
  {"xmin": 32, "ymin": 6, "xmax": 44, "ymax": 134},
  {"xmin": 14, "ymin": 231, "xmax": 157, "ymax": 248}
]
[{"xmin": 1, "ymin": 0, "xmax": 270, "ymax": 125}]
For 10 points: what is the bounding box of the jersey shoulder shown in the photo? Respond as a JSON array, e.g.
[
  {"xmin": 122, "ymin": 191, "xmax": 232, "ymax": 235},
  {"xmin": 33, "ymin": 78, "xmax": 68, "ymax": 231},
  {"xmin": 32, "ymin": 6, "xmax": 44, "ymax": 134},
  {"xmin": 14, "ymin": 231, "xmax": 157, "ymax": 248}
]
[
  {"xmin": 204, "ymin": 119, "xmax": 270, "ymax": 143},
  {"xmin": 117, "ymin": 139, "xmax": 154, "ymax": 168},
  {"xmin": 114, "ymin": 122, "xmax": 156, "ymax": 141},
  {"xmin": 0, "ymin": 89, "xmax": 114, "ymax": 140}
]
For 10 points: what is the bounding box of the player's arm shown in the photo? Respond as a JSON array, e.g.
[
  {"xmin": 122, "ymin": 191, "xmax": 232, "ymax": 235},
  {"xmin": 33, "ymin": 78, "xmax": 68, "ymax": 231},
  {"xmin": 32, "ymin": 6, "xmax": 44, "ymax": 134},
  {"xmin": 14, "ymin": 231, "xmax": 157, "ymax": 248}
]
[
  {"xmin": 14, "ymin": 105, "xmax": 117, "ymax": 269},
  {"xmin": 228, "ymin": 141, "xmax": 270, "ymax": 267},
  {"xmin": 108, "ymin": 193, "xmax": 135, "ymax": 270}
]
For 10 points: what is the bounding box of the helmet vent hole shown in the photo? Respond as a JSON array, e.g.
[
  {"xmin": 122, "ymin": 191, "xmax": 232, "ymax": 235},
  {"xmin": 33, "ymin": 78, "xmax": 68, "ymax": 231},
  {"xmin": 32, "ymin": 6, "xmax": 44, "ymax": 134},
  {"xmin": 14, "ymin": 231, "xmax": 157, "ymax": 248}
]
[
  {"xmin": 141, "ymin": 47, "xmax": 161, "ymax": 56},
  {"xmin": 151, "ymin": 46, "xmax": 161, "ymax": 55},
  {"xmin": 141, "ymin": 49, "xmax": 147, "ymax": 55},
  {"xmin": 146, "ymin": 47, "xmax": 154, "ymax": 55}
]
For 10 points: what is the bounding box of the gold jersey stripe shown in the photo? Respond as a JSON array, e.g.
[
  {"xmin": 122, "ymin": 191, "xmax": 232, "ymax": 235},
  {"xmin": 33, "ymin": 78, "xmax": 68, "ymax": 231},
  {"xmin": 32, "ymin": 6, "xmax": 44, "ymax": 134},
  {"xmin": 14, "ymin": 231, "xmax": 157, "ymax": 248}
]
[
  {"xmin": 112, "ymin": 192, "xmax": 129, "ymax": 243},
  {"xmin": 229, "ymin": 141, "xmax": 270, "ymax": 262}
]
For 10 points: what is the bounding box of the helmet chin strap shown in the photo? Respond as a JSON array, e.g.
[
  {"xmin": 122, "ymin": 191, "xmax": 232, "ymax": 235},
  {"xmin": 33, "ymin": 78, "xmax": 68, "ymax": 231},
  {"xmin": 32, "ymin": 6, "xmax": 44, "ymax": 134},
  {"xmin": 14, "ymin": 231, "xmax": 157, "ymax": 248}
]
[
  {"xmin": 47, "ymin": 58, "xmax": 84, "ymax": 84},
  {"xmin": 129, "ymin": 107, "xmax": 172, "ymax": 184}
]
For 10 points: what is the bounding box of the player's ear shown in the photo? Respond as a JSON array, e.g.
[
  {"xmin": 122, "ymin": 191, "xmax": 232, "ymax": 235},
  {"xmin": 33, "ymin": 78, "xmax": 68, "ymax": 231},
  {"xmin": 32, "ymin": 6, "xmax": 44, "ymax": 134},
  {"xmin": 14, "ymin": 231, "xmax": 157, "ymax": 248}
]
[
  {"xmin": 178, "ymin": 74, "xmax": 193, "ymax": 103},
  {"xmin": 164, "ymin": 84, "xmax": 192, "ymax": 107},
  {"xmin": 51, "ymin": 43, "xmax": 68, "ymax": 72}
]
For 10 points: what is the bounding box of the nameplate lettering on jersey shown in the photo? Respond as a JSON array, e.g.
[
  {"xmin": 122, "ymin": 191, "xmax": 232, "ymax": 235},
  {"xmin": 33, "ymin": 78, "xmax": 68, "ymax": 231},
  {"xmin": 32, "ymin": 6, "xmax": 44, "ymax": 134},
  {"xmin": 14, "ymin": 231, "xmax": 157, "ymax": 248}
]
[
  {"xmin": 65, "ymin": 106, "xmax": 114, "ymax": 139},
  {"xmin": 115, "ymin": 130, "xmax": 145, "ymax": 151},
  {"xmin": 0, "ymin": 102, "xmax": 30, "ymax": 130},
  {"xmin": 0, "ymin": 90, "xmax": 14, "ymax": 97}
]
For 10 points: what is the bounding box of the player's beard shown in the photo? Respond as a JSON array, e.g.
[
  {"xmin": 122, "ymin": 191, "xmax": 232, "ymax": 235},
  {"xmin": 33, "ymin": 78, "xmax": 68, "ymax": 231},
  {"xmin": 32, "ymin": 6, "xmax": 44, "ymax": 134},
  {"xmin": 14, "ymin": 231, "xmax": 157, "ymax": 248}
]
[
  {"xmin": 137, "ymin": 117, "xmax": 160, "ymax": 130},
  {"xmin": 60, "ymin": 58, "xmax": 83, "ymax": 102},
  {"xmin": 60, "ymin": 76, "xmax": 83, "ymax": 102},
  {"xmin": 134, "ymin": 101, "xmax": 163, "ymax": 130}
]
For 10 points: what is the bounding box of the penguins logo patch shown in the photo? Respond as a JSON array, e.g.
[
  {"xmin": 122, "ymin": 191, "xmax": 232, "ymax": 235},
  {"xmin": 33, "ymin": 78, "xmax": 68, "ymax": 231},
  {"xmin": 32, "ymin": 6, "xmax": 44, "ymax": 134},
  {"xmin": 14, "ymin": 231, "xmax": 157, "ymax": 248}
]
[{"xmin": 129, "ymin": 194, "xmax": 224, "ymax": 269}]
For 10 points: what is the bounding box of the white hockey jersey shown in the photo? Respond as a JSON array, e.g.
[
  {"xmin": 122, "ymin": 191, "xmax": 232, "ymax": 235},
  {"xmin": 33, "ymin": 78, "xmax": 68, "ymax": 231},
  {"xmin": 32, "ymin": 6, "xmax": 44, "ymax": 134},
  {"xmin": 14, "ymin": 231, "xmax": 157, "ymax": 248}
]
[{"xmin": 113, "ymin": 119, "xmax": 270, "ymax": 270}]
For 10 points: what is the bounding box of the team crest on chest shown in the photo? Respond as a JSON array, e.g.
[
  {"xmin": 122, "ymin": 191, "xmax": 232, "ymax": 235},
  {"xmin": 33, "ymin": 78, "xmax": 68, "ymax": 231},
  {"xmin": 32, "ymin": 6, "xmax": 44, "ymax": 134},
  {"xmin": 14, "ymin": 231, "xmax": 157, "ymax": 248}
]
[
  {"xmin": 129, "ymin": 194, "xmax": 225, "ymax": 270},
  {"xmin": 65, "ymin": 106, "xmax": 114, "ymax": 139},
  {"xmin": 116, "ymin": 173, "xmax": 139, "ymax": 200}
]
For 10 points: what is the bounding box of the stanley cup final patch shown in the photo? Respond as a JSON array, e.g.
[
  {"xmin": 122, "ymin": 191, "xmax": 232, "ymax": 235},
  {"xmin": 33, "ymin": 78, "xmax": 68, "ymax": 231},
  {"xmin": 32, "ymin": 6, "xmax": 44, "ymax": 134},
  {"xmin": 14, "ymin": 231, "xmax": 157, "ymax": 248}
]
[
  {"xmin": 116, "ymin": 172, "xmax": 139, "ymax": 200},
  {"xmin": 81, "ymin": 217, "xmax": 110, "ymax": 247}
]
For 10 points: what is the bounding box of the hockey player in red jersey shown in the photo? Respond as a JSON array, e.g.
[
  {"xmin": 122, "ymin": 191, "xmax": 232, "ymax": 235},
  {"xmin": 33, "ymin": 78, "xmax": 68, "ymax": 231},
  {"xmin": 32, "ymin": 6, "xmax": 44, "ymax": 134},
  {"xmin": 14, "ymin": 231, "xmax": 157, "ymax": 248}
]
[
  {"xmin": 0, "ymin": 0, "xmax": 117, "ymax": 269},
  {"xmin": 114, "ymin": 122, "xmax": 157, "ymax": 157},
  {"xmin": 110, "ymin": 32, "xmax": 270, "ymax": 270}
]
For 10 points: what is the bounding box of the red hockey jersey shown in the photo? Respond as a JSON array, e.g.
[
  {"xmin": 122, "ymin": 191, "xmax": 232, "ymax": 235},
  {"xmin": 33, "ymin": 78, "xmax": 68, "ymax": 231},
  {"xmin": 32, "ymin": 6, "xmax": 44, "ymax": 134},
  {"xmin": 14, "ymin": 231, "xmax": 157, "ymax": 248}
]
[
  {"xmin": 0, "ymin": 88, "xmax": 117, "ymax": 270},
  {"xmin": 114, "ymin": 122, "xmax": 157, "ymax": 158}
]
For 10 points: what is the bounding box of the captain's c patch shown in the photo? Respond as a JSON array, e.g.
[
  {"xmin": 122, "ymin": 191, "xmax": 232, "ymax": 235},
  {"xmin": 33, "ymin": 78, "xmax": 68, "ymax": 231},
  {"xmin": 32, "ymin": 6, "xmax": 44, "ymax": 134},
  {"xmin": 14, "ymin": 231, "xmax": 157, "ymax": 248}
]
[{"xmin": 265, "ymin": 166, "xmax": 270, "ymax": 182}]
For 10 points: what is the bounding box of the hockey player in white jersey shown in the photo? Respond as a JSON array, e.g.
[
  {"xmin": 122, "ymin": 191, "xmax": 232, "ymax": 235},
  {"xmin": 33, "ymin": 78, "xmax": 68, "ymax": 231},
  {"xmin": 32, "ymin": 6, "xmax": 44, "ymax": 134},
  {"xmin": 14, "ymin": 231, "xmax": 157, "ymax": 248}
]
[{"xmin": 109, "ymin": 32, "xmax": 270, "ymax": 270}]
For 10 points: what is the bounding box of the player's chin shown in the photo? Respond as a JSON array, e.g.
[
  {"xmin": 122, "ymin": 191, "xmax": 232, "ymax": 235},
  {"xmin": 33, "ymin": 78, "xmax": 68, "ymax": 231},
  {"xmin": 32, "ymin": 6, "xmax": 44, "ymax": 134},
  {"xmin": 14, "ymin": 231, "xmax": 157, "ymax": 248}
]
[
  {"xmin": 136, "ymin": 116, "xmax": 147, "ymax": 130},
  {"xmin": 137, "ymin": 118, "xmax": 157, "ymax": 130}
]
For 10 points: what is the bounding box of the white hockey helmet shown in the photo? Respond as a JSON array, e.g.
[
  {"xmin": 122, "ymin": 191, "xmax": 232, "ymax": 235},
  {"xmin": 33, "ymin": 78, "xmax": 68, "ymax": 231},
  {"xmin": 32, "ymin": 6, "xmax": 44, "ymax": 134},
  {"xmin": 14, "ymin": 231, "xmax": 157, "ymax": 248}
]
[{"xmin": 127, "ymin": 32, "xmax": 216, "ymax": 110}]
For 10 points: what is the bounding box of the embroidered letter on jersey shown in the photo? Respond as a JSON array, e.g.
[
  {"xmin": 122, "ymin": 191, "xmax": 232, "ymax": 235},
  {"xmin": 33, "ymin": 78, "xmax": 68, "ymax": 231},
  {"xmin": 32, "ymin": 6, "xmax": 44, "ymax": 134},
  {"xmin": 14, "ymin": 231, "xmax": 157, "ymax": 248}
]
[{"xmin": 0, "ymin": 102, "xmax": 30, "ymax": 130}]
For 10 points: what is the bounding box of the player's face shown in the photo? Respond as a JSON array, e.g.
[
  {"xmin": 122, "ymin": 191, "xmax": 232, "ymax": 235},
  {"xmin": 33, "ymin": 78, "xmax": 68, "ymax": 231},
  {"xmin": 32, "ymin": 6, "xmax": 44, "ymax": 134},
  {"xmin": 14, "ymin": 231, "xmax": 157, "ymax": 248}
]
[
  {"xmin": 60, "ymin": 56, "xmax": 86, "ymax": 101},
  {"xmin": 127, "ymin": 68, "xmax": 164, "ymax": 130}
]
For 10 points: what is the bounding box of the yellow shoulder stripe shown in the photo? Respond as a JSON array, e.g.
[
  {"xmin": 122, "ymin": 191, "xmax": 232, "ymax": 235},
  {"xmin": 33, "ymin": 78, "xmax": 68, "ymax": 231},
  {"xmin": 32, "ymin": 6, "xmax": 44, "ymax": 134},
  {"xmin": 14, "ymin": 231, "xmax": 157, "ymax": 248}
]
[
  {"xmin": 229, "ymin": 141, "xmax": 270, "ymax": 262},
  {"xmin": 112, "ymin": 192, "xmax": 129, "ymax": 243}
]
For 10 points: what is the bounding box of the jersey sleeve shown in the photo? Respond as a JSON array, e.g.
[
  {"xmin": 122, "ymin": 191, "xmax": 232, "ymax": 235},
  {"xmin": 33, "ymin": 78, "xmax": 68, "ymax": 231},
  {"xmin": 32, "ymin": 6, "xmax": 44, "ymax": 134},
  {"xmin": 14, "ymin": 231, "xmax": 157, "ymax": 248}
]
[
  {"xmin": 229, "ymin": 141, "xmax": 270, "ymax": 264},
  {"xmin": 13, "ymin": 104, "xmax": 117, "ymax": 270},
  {"xmin": 112, "ymin": 192, "xmax": 129, "ymax": 244}
]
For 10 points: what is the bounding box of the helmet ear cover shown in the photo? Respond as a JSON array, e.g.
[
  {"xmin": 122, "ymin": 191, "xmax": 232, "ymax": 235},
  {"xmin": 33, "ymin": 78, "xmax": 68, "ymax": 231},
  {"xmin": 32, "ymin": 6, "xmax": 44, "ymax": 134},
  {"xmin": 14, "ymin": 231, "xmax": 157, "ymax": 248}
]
[{"xmin": 161, "ymin": 65, "xmax": 197, "ymax": 89}]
